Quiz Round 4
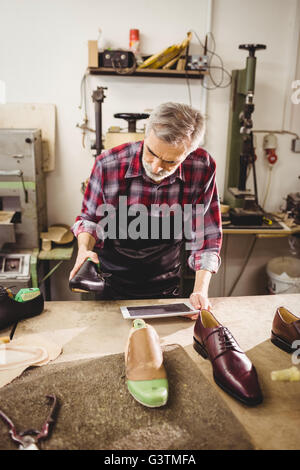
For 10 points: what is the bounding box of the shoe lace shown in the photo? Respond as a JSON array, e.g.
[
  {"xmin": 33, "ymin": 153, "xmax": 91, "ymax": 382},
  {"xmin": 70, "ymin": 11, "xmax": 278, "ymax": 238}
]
[{"xmin": 218, "ymin": 326, "xmax": 237, "ymax": 353}]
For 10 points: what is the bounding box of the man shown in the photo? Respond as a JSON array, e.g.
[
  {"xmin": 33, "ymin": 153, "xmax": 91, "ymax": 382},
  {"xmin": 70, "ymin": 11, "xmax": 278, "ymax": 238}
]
[{"xmin": 70, "ymin": 102, "xmax": 222, "ymax": 317}]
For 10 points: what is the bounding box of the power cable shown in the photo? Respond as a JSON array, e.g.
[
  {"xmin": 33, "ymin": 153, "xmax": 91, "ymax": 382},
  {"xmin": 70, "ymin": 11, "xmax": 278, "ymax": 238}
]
[
  {"xmin": 252, "ymin": 129, "xmax": 299, "ymax": 139},
  {"xmin": 262, "ymin": 166, "xmax": 273, "ymax": 210},
  {"xmin": 184, "ymin": 71, "xmax": 192, "ymax": 106},
  {"xmin": 191, "ymin": 30, "xmax": 232, "ymax": 90},
  {"xmin": 227, "ymin": 235, "xmax": 257, "ymax": 297}
]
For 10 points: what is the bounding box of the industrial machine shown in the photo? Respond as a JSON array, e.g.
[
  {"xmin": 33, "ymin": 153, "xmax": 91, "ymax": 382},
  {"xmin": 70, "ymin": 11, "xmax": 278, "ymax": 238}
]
[
  {"xmin": 0, "ymin": 253, "xmax": 32, "ymax": 290},
  {"xmin": 0, "ymin": 129, "xmax": 47, "ymax": 288},
  {"xmin": 224, "ymin": 44, "xmax": 266, "ymax": 225},
  {"xmin": 286, "ymin": 191, "xmax": 300, "ymax": 225},
  {"xmin": 90, "ymin": 86, "xmax": 149, "ymax": 156},
  {"xmin": 104, "ymin": 112, "xmax": 149, "ymax": 150}
]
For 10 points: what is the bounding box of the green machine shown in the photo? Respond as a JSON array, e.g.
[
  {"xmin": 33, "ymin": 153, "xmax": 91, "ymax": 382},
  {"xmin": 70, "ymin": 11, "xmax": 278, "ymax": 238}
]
[{"xmin": 224, "ymin": 44, "xmax": 266, "ymax": 225}]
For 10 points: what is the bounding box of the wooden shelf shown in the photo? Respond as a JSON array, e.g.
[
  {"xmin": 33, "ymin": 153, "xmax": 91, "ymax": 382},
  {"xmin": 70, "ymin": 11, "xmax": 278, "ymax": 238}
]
[{"xmin": 87, "ymin": 67, "xmax": 208, "ymax": 79}]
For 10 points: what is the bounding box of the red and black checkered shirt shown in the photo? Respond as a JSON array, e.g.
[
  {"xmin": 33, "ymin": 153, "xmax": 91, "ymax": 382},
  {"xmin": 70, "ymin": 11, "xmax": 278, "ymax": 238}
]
[{"xmin": 71, "ymin": 141, "xmax": 222, "ymax": 273}]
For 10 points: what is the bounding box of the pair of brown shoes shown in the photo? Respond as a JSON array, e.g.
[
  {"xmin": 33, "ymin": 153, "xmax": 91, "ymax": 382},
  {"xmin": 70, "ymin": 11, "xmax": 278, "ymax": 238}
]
[{"xmin": 193, "ymin": 306, "xmax": 300, "ymax": 406}]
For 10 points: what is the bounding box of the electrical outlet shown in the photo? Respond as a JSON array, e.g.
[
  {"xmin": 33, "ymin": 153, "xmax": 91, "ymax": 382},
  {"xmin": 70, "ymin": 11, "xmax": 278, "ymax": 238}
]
[{"xmin": 291, "ymin": 138, "xmax": 300, "ymax": 153}]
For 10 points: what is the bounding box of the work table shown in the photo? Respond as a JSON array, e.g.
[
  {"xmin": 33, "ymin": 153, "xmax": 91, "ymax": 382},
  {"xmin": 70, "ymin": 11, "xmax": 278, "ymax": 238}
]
[{"xmin": 3, "ymin": 293, "xmax": 300, "ymax": 450}]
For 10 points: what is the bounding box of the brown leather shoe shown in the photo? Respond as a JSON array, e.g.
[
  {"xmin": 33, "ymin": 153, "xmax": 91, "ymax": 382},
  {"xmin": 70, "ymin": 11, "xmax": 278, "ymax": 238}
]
[
  {"xmin": 271, "ymin": 307, "xmax": 300, "ymax": 353},
  {"xmin": 193, "ymin": 309, "xmax": 263, "ymax": 406}
]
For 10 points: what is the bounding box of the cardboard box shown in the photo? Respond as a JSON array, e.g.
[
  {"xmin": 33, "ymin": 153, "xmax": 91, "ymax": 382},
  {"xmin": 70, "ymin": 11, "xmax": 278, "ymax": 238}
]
[{"xmin": 88, "ymin": 40, "xmax": 98, "ymax": 68}]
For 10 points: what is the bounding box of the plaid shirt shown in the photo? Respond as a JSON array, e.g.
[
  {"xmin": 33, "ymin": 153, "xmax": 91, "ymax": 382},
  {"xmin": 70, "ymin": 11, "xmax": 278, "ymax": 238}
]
[{"xmin": 72, "ymin": 141, "xmax": 222, "ymax": 273}]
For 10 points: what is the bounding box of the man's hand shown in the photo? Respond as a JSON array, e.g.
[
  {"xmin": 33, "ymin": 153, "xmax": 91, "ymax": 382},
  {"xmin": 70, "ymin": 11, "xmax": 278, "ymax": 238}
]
[
  {"xmin": 69, "ymin": 248, "xmax": 99, "ymax": 280},
  {"xmin": 184, "ymin": 269, "xmax": 213, "ymax": 320},
  {"xmin": 187, "ymin": 291, "xmax": 212, "ymax": 319},
  {"xmin": 183, "ymin": 292, "xmax": 211, "ymax": 320},
  {"xmin": 69, "ymin": 232, "xmax": 98, "ymax": 280}
]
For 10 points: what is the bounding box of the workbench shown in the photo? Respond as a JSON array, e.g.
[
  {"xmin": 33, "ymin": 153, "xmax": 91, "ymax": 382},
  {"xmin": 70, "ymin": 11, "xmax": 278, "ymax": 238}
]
[{"xmin": 2, "ymin": 293, "xmax": 300, "ymax": 450}]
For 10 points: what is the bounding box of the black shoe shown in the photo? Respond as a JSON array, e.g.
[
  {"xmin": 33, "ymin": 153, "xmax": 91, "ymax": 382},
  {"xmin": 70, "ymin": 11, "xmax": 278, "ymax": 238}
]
[
  {"xmin": 69, "ymin": 259, "xmax": 109, "ymax": 293},
  {"xmin": 0, "ymin": 287, "xmax": 44, "ymax": 331}
]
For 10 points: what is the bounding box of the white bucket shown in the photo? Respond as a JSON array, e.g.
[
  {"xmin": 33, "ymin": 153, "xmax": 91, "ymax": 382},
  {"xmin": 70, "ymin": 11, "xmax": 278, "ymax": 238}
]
[{"xmin": 266, "ymin": 256, "xmax": 300, "ymax": 294}]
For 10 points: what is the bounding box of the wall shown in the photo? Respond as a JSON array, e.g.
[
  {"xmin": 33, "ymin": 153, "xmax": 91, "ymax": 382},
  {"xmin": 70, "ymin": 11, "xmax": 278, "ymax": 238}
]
[
  {"xmin": 1, "ymin": 0, "xmax": 299, "ymax": 300},
  {"xmin": 209, "ymin": 0, "xmax": 300, "ymax": 212},
  {"xmin": 1, "ymin": 0, "xmax": 210, "ymax": 225}
]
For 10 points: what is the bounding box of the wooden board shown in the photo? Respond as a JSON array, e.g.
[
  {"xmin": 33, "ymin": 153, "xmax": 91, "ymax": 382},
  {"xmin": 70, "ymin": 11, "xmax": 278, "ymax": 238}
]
[
  {"xmin": 88, "ymin": 67, "xmax": 208, "ymax": 79},
  {"xmin": 104, "ymin": 132, "xmax": 144, "ymax": 150},
  {"xmin": 0, "ymin": 211, "xmax": 14, "ymax": 224},
  {"xmin": 0, "ymin": 103, "xmax": 56, "ymax": 172}
]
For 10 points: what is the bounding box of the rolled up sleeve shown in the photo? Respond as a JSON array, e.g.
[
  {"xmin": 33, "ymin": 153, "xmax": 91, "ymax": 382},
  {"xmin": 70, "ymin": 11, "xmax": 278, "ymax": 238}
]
[
  {"xmin": 71, "ymin": 157, "xmax": 105, "ymax": 248},
  {"xmin": 187, "ymin": 158, "xmax": 222, "ymax": 274}
]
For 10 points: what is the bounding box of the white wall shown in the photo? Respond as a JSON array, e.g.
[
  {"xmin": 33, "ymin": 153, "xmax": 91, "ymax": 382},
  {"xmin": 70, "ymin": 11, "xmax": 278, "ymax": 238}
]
[
  {"xmin": 1, "ymin": 0, "xmax": 300, "ymax": 299},
  {"xmin": 1, "ymin": 0, "xmax": 210, "ymax": 226},
  {"xmin": 209, "ymin": 0, "xmax": 300, "ymax": 211}
]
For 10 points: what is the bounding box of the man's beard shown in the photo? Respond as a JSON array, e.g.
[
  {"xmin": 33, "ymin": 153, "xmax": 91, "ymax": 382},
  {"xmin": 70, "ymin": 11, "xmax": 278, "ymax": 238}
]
[{"xmin": 142, "ymin": 158, "xmax": 176, "ymax": 183}]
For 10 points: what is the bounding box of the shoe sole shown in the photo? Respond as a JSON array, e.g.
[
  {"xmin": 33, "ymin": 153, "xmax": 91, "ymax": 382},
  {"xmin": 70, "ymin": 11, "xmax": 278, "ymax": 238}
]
[
  {"xmin": 193, "ymin": 336, "xmax": 263, "ymax": 407},
  {"xmin": 213, "ymin": 375, "xmax": 263, "ymax": 406},
  {"xmin": 193, "ymin": 336, "xmax": 209, "ymax": 359},
  {"xmin": 127, "ymin": 379, "xmax": 168, "ymax": 408},
  {"xmin": 271, "ymin": 331, "xmax": 294, "ymax": 354},
  {"xmin": 127, "ymin": 389, "xmax": 168, "ymax": 408}
]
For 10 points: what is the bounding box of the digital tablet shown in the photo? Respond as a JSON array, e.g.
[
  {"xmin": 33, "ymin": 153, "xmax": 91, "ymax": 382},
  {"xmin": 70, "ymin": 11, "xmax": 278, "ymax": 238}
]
[{"xmin": 120, "ymin": 302, "xmax": 198, "ymax": 320}]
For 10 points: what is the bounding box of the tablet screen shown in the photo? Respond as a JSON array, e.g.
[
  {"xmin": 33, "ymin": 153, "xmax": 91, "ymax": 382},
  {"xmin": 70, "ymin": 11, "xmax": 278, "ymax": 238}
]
[{"xmin": 125, "ymin": 303, "xmax": 194, "ymax": 317}]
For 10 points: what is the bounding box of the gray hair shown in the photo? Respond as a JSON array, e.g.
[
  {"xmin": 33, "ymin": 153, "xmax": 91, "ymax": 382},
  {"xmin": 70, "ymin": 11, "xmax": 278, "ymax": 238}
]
[{"xmin": 145, "ymin": 102, "xmax": 205, "ymax": 151}]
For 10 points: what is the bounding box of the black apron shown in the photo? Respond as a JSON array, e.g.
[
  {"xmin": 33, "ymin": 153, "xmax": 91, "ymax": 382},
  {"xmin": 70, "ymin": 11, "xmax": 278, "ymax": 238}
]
[{"xmin": 96, "ymin": 177, "xmax": 184, "ymax": 300}]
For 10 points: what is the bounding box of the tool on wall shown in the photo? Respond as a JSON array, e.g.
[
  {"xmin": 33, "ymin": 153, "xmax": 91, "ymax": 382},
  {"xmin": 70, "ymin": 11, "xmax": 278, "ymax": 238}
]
[
  {"xmin": 91, "ymin": 86, "xmax": 107, "ymax": 156},
  {"xmin": 79, "ymin": 85, "xmax": 149, "ymax": 195},
  {"xmin": 99, "ymin": 50, "xmax": 137, "ymax": 75},
  {"xmin": 90, "ymin": 86, "xmax": 149, "ymax": 155},
  {"xmin": 76, "ymin": 71, "xmax": 95, "ymax": 149},
  {"xmin": 224, "ymin": 44, "xmax": 267, "ymax": 225}
]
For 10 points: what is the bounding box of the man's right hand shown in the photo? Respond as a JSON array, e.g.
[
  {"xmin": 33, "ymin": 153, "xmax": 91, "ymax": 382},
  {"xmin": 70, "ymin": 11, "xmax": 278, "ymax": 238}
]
[{"xmin": 69, "ymin": 248, "xmax": 99, "ymax": 280}]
